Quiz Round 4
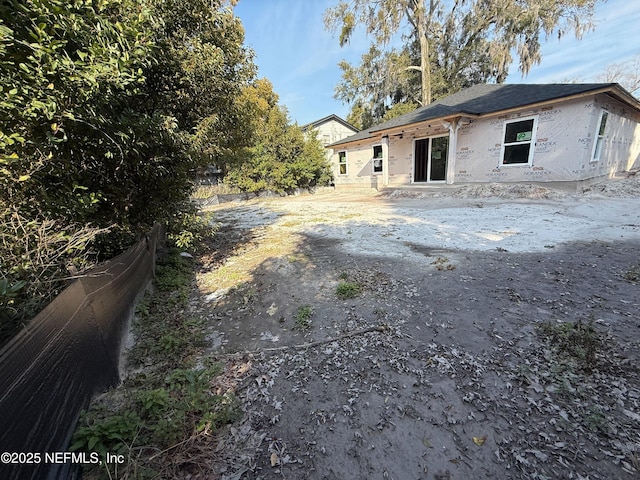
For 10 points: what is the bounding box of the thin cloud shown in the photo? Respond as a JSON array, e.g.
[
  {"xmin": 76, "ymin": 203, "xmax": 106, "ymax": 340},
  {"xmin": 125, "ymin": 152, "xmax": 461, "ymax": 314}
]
[{"xmin": 509, "ymin": 0, "xmax": 640, "ymax": 84}]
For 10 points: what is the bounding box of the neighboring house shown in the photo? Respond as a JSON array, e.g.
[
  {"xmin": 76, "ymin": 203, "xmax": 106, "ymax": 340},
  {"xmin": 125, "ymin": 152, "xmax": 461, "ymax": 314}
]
[
  {"xmin": 196, "ymin": 164, "xmax": 223, "ymax": 185},
  {"xmin": 327, "ymin": 83, "xmax": 640, "ymax": 188},
  {"xmin": 301, "ymin": 114, "xmax": 359, "ymax": 157}
]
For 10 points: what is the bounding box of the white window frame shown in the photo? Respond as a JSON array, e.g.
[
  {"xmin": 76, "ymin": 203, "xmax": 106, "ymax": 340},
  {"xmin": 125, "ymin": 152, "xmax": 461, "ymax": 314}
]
[
  {"xmin": 338, "ymin": 150, "xmax": 348, "ymax": 176},
  {"xmin": 372, "ymin": 144, "xmax": 383, "ymax": 175},
  {"xmin": 500, "ymin": 116, "xmax": 538, "ymax": 166},
  {"xmin": 591, "ymin": 109, "xmax": 609, "ymax": 162}
]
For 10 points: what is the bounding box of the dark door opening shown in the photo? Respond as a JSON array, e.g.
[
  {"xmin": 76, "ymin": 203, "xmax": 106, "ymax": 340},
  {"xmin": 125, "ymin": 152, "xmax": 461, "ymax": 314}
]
[
  {"xmin": 429, "ymin": 136, "xmax": 448, "ymax": 181},
  {"xmin": 414, "ymin": 136, "xmax": 449, "ymax": 182},
  {"xmin": 414, "ymin": 138, "xmax": 429, "ymax": 182}
]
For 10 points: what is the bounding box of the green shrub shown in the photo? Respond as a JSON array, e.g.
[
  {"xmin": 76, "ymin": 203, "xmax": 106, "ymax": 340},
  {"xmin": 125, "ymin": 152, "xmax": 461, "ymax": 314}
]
[{"xmin": 167, "ymin": 207, "xmax": 218, "ymax": 251}]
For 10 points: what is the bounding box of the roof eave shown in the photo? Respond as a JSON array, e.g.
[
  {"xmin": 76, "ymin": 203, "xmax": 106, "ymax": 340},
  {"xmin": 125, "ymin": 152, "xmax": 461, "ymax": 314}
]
[
  {"xmin": 326, "ymin": 83, "xmax": 640, "ymax": 149},
  {"xmin": 368, "ymin": 111, "xmax": 478, "ymax": 136},
  {"xmin": 474, "ymin": 84, "xmax": 637, "ymax": 119},
  {"xmin": 325, "ymin": 132, "xmax": 378, "ymax": 149},
  {"xmin": 303, "ymin": 114, "xmax": 359, "ymax": 133},
  {"xmin": 603, "ymin": 84, "xmax": 640, "ymax": 111},
  {"xmin": 366, "ymin": 84, "xmax": 640, "ymax": 138}
]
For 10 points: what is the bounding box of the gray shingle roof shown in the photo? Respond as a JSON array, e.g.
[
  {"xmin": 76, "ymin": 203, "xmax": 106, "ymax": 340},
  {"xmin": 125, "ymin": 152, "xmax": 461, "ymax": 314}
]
[
  {"xmin": 328, "ymin": 83, "xmax": 633, "ymax": 148},
  {"xmin": 301, "ymin": 114, "xmax": 359, "ymax": 133}
]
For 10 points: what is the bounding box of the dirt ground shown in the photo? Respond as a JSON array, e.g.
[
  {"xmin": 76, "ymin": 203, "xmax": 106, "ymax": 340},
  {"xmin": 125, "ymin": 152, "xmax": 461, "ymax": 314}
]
[{"xmin": 191, "ymin": 176, "xmax": 640, "ymax": 480}]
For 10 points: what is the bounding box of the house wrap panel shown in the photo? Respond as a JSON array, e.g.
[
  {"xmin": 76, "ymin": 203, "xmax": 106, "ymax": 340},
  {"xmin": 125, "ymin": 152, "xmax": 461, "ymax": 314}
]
[{"xmin": 453, "ymin": 96, "xmax": 640, "ymax": 183}]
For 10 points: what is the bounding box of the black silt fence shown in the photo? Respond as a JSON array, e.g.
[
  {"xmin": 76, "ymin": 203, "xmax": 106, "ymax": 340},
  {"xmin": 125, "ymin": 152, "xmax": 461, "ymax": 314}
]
[{"xmin": 0, "ymin": 225, "xmax": 163, "ymax": 480}]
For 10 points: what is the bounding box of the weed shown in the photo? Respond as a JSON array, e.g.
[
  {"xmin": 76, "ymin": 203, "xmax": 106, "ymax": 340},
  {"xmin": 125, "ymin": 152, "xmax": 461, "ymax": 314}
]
[
  {"xmin": 537, "ymin": 318, "xmax": 602, "ymax": 373},
  {"xmin": 584, "ymin": 406, "xmax": 609, "ymax": 433},
  {"xmin": 70, "ymin": 247, "xmax": 239, "ymax": 477},
  {"xmin": 128, "ymin": 251, "xmax": 200, "ymax": 367},
  {"xmin": 336, "ymin": 281, "xmax": 362, "ymax": 299},
  {"xmin": 135, "ymin": 297, "xmax": 150, "ymax": 319},
  {"xmin": 623, "ymin": 264, "xmax": 640, "ymax": 283},
  {"xmin": 71, "ymin": 365, "xmax": 238, "ymax": 476},
  {"xmin": 432, "ymin": 256, "xmax": 456, "ymax": 271},
  {"xmin": 158, "ymin": 333, "xmax": 187, "ymax": 353},
  {"xmin": 137, "ymin": 388, "xmax": 170, "ymax": 417},
  {"xmin": 213, "ymin": 265, "xmax": 246, "ymax": 284},
  {"xmin": 69, "ymin": 409, "xmax": 142, "ymax": 457},
  {"xmin": 287, "ymin": 253, "xmax": 309, "ymax": 263},
  {"xmin": 295, "ymin": 305, "xmax": 313, "ymax": 329},
  {"xmin": 154, "ymin": 254, "xmax": 193, "ymax": 292}
]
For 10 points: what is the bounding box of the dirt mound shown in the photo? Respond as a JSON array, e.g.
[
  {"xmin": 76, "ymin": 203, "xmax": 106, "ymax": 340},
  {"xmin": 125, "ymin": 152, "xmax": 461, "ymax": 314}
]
[
  {"xmin": 582, "ymin": 171, "xmax": 640, "ymax": 197},
  {"xmin": 451, "ymin": 182, "xmax": 569, "ymax": 199},
  {"xmin": 380, "ymin": 182, "xmax": 568, "ymax": 200},
  {"xmin": 382, "ymin": 172, "xmax": 640, "ymax": 201}
]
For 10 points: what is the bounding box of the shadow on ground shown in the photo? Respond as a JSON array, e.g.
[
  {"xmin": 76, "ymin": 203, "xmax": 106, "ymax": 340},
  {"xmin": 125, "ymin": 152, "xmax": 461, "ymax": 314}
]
[{"xmin": 194, "ymin": 214, "xmax": 640, "ymax": 480}]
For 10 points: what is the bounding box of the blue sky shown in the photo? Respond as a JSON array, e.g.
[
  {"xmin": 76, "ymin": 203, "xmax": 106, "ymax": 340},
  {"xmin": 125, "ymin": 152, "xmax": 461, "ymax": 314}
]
[{"xmin": 233, "ymin": 0, "xmax": 640, "ymax": 126}]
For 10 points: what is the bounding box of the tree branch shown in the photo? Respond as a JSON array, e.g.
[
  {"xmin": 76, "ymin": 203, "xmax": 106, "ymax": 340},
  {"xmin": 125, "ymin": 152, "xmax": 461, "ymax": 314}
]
[{"xmin": 224, "ymin": 324, "xmax": 391, "ymax": 357}]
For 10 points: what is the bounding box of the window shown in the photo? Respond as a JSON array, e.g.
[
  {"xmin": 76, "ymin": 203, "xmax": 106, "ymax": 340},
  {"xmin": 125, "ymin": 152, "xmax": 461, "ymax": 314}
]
[
  {"xmin": 372, "ymin": 145, "xmax": 383, "ymax": 174},
  {"xmin": 322, "ymin": 134, "xmax": 331, "ymax": 146},
  {"xmin": 591, "ymin": 109, "xmax": 608, "ymax": 162},
  {"xmin": 338, "ymin": 151, "xmax": 347, "ymax": 175},
  {"xmin": 501, "ymin": 117, "xmax": 537, "ymax": 165}
]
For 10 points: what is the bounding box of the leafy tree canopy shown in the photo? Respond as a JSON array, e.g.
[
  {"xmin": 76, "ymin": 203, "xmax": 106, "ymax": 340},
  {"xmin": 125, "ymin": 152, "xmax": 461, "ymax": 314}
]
[
  {"xmin": 225, "ymin": 79, "xmax": 332, "ymax": 193},
  {"xmin": 0, "ymin": 0, "xmax": 256, "ymax": 335},
  {"xmin": 0, "ymin": 0, "xmax": 254, "ymax": 246},
  {"xmin": 325, "ymin": 0, "xmax": 602, "ymax": 128}
]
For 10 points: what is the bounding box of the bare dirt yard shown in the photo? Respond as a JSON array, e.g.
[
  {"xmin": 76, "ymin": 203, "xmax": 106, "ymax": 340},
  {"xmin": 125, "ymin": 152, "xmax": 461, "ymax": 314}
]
[{"xmin": 193, "ymin": 176, "xmax": 640, "ymax": 480}]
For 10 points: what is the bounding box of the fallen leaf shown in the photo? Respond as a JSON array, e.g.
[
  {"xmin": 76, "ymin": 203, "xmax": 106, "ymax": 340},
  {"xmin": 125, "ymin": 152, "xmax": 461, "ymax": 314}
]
[
  {"xmin": 473, "ymin": 435, "xmax": 487, "ymax": 446},
  {"xmin": 623, "ymin": 409, "xmax": 640, "ymax": 422},
  {"xmin": 270, "ymin": 452, "xmax": 279, "ymax": 467},
  {"xmin": 267, "ymin": 303, "xmax": 278, "ymax": 316}
]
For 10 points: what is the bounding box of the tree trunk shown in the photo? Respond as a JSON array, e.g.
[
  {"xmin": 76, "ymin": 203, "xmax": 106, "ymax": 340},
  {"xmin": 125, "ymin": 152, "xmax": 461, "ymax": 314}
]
[
  {"xmin": 415, "ymin": 0, "xmax": 431, "ymax": 106},
  {"xmin": 419, "ymin": 23, "xmax": 431, "ymax": 105}
]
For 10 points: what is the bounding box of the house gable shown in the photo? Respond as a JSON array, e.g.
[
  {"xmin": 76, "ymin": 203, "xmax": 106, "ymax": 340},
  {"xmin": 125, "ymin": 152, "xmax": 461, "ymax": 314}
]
[
  {"xmin": 301, "ymin": 114, "xmax": 359, "ymax": 147},
  {"xmin": 302, "ymin": 114, "xmax": 358, "ymax": 133}
]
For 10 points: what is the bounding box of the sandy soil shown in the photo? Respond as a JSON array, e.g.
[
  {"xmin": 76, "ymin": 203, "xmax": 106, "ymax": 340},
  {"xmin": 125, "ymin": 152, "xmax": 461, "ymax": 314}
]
[{"xmin": 192, "ymin": 175, "xmax": 640, "ymax": 480}]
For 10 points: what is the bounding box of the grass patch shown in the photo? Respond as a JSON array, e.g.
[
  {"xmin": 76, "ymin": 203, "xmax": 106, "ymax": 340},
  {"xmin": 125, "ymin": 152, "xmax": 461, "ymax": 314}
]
[
  {"xmin": 191, "ymin": 184, "xmax": 242, "ymax": 199},
  {"xmin": 336, "ymin": 281, "xmax": 362, "ymax": 299},
  {"xmin": 287, "ymin": 253, "xmax": 309, "ymax": 263},
  {"xmin": 537, "ymin": 318, "xmax": 602, "ymax": 373},
  {"xmin": 70, "ymin": 248, "xmax": 239, "ymax": 478},
  {"xmin": 295, "ymin": 305, "xmax": 313, "ymax": 329},
  {"xmin": 71, "ymin": 364, "xmax": 237, "ymax": 461}
]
